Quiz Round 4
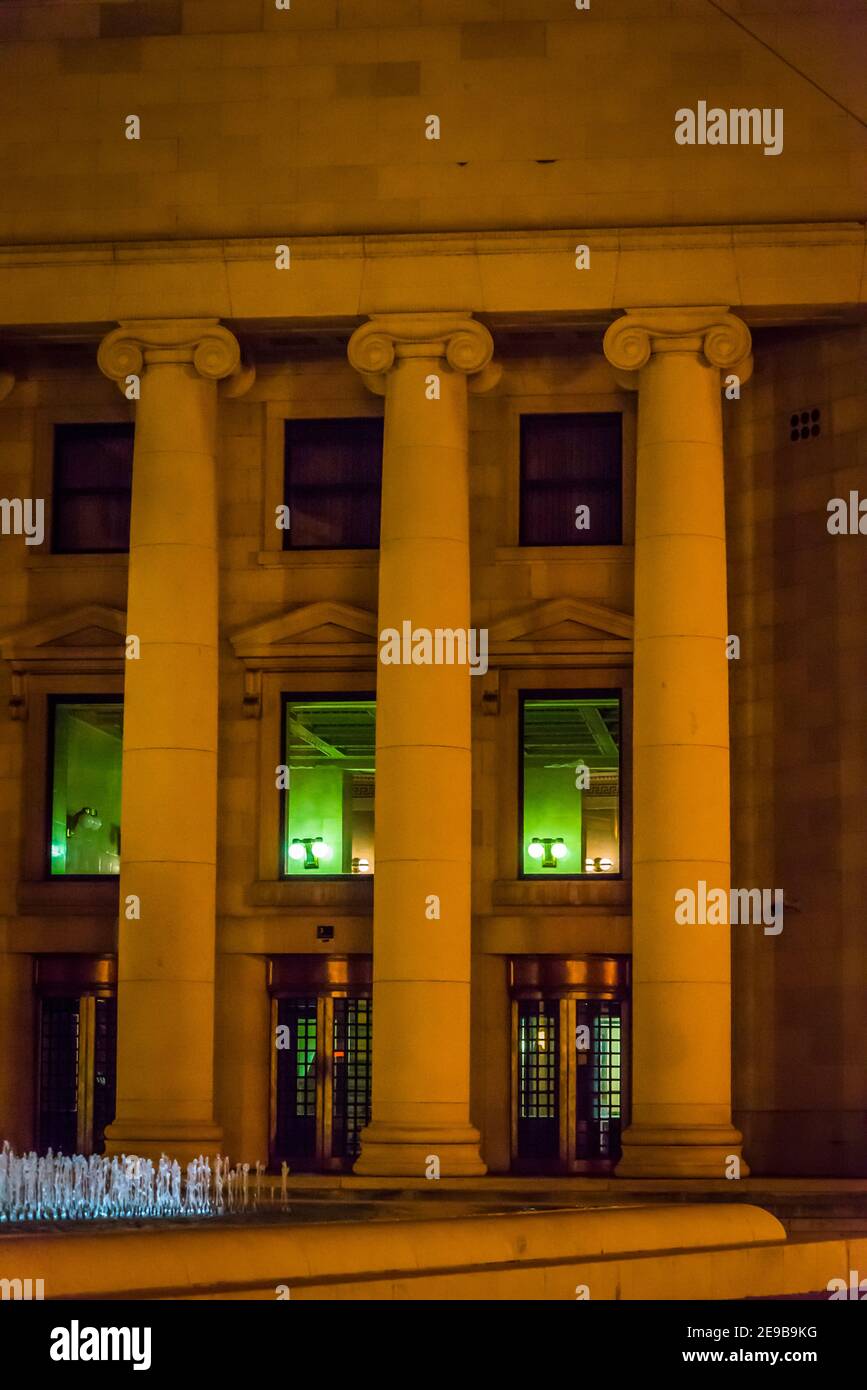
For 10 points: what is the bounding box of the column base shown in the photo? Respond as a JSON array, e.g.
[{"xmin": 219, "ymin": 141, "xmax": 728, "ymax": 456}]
[
  {"xmin": 104, "ymin": 1118, "xmax": 224, "ymax": 1165},
  {"xmin": 353, "ymin": 1122, "xmax": 487, "ymax": 1177},
  {"xmin": 615, "ymin": 1124, "xmax": 749, "ymax": 1179}
]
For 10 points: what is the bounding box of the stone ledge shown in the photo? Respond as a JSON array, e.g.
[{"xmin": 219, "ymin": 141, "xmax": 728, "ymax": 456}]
[
  {"xmin": 249, "ymin": 878, "xmax": 373, "ymax": 911},
  {"xmin": 1, "ymin": 1203, "xmax": 788, "ymax": 1301}
]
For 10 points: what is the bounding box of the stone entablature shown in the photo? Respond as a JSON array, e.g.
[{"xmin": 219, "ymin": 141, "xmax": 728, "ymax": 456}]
[{"xmin": 0, "ymin": 224, "xmax": 861, "ymax": 338}]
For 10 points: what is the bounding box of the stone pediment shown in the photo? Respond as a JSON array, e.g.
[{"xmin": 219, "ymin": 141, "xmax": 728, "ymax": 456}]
[
  {"xmin": 230, "ymin": 601, "xmax": 377, "ymax": 658},
  {"xmin": 488, "ymin": 598, "xmax": 632, "ymax": 662},
  {"xmin": 0, "ymin": 605, "xmax": 126, "ymax": 661},
  {"xmin": 0, "ymin": 605, "xmax": 127, "ymax": 719},
  {"xmin": 230, "ymin": 602, "xmax": 377, "ymax": 714}
]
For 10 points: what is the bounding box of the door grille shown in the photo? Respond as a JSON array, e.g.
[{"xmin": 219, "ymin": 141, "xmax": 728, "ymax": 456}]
[
  {"xmin": 576, "ymin": 1000, "xmax": 623, "ymax": 1160},
  {"xmin": 517, "ymin": 999, "xmax": 559, "ymax": 1160},
  {"xmin": 332, "ymin": 996, "xmax": 372, "ymax": 1160},
  {"xmin": 92, "ymin": 996, "xmax": 117, "ymax": 1154},
  {"xmin": 38, "ymin": 997, "xmax": 80, "ymax": 1154},
  {"xmin": 274, "ymin": 997, "xmax": 318, "ymax": 1161}
]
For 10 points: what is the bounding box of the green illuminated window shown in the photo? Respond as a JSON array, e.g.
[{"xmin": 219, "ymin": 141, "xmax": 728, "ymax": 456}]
[
  {"xmin": 520, "ymin": 694, "xmax": 620, "ymax": 876},
  {"xmin": 49, "ymin": 700, "xmax": 123, "ymax": 877},
  {"xmin": 282, "ymin": 698, "xmax": 376, "ymax": 876}
]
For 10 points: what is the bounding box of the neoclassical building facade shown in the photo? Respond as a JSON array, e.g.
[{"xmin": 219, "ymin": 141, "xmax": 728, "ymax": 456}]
[{"xmin": 0, "ymin": 1, "xmax": 865, "ymax": 1183}]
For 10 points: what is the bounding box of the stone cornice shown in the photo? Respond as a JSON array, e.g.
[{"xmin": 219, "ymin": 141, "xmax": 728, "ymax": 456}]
[
  {"xmin": 0, "ymin": 222, "xmax": 862, "ymax": 266},
  {"xmin": 0, "ymin": 224, "xmax": 862, "ymax": 333}
]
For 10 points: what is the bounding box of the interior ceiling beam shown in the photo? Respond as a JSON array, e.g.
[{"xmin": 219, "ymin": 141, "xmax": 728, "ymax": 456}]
[
  {"xmin": 288, "ymin": 719, "xmax": 346, "ymax": 759},
  {"xmin": 579, "ymin": 706, "xmax": 621, "ymax": 761}
]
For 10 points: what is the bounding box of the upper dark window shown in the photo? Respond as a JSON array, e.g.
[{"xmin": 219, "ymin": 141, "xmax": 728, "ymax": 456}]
[
  {"xmin": 283, "ymin": 418, "xmax": 383, "ymax": 550},
  {"xmin": 52, "ymin": 424, "xmax": 133, "ymax": 554},
  {"xmin": 520, "ymin": 413, "xmax": 622, "ymax": 546}
]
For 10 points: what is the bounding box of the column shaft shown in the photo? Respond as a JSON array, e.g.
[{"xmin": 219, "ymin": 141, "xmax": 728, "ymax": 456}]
[
  {"xmin": 98, "ymin": 320, "xmax": 242, "ymax": 1161},
  {"xmin": 604, "ymin": 308, "xmax": 751, "ymax": 1177},
  {"xmin": 348, "ymin": 314, "xmax": 493, "ymax": 1176}
]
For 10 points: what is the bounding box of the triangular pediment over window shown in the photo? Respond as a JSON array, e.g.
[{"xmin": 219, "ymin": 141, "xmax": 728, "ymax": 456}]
[
  {"xmin": 230, "ymin": 601, "xmax": 377, "ymax": 715},
  {"xmin": 0, "ymin": 604, "xmax": 126, "ymax": 661},
  {"xmin": 0, "ymin": 605, "xmax": 127, "ymax": 718},
  {"xmin": 488, "ymin": 598, "xmax": 632, "ymax": 665},
  {"xmin": 231, "ymin": 601, "xmax": 377, "ymax": 658}
]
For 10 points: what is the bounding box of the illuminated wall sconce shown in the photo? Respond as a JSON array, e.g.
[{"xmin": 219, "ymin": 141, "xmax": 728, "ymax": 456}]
[
  {"xmin": 527, "ymin": 836, "xmax": 568, "ymax": 868},
  {"xmin": 351, "ymin": 856, "xmax": 371, "ymax": 874},
  {"xmin": 288, "ymin": 836, "xmax": 333, "ymax": 870},
  {"xmin": 67, "ymin": 806, "xmax": 102, "ymax": 837},
  {"xmin": 585, "ymin": 856, "xmax": 614, "ymax": 873}
]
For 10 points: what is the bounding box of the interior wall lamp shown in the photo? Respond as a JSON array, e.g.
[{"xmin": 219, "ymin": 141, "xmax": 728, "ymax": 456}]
[
  {"xmin": 67, "ymin": 806, "xmax": 102, "ymax": 837},
  {"xmin": 585, "ymin": 856, "xmax": 615, "ymax": 873},
  {"xmin": 527, "ymin": 836, "xmax": 568, "ymax": 868},
  {"xmin": 289, "ymin": 836, "xmax": 332, "ymax": 870}
]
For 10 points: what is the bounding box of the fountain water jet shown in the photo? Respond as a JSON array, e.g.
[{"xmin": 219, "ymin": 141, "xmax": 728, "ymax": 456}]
[{"xmin": 0, "ymin": 1142, "xmax": 269, "ymax": 1222}]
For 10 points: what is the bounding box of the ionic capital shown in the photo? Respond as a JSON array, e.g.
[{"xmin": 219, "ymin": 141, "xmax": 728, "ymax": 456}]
[
  {"xmin": 348, "ymin": 312, "xmax": 496, "ymax": 394},
  {"xmin": 98, "ymin": 318, "xmax": 247, "ymax": 393},
  {"xmin": 603, "ymin": 307, "xmax": 752, "ymax": 383}
]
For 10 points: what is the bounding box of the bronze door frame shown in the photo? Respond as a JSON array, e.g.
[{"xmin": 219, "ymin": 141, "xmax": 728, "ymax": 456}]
[
  {"xmin": 509, "ymin": 955, "xmax": 630, "ymax": 1175},
  {"xmin": 34, "ymin": 955, "xmax": 116, "ymax": 1156},
  {"xmin": 268, "ymin": 955, "xmax": 371, "ymax": 1173}
]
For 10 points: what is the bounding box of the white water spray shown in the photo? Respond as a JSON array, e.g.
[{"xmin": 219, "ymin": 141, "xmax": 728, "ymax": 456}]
[{"xmin": 0, "ymin": 1142, "xmax": 270, "ymax": 1222}]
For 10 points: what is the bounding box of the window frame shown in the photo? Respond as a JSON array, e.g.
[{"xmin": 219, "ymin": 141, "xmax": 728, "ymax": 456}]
[
  {"xmin": 487, "ymin": 665, "xmax": 632, "ymax": 912},
  {"xmin": 279, "ymin": 690, "xmax": 377, "ymax": 882},
  {"xmin": 250, "ymin": 670, "xmax": 376, "ymax": 917},
  {"xmin": 260, "ymin": 398, "xmax": 384, "ymax": 565},
  {"xmin": 281, "ymin": 416, "xmax": 384, "ymax": 553},
  {"xmin": 45, "ymin": 693, "xmax": 124, "ymax": 883},
  {"xmin": 518, "ymin": 411, "xmax": 623, "ymax": 548},
  {"xmin": 517, "ymin": 688, "xmax": 625, "ymax": 883},
  {"xmin": 499, "ymin": 393, "xmax": 636, "ymax": 554},
  {"xmin": 29, "ymin": 405, "xmax": 135, "ymax": 563},
  {"xmin": 18, "ymin": 674, "xmax": 124, "ymax": 918},
  {"xmin": 51, "ymin": 422, "xmax": 135, "ymax": 556}
]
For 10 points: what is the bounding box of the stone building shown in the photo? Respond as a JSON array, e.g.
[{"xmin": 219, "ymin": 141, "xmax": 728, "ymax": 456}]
[{"xmin": 0, "ymin": 0, "xmax": 864, "ymax": 1183}]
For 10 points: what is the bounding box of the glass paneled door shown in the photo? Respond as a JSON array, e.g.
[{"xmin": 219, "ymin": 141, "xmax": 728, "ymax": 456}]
[
  {"xmin": 510, "ymin": 956, "xmax": 629, "ymax": 1174},
  {"xmin": 35, "ymin": 956, "xmax": 117, "ymax": 1156},
  {"xmin": 269, "ymin": 956, "xmax": 372, "ymax": 1172}
]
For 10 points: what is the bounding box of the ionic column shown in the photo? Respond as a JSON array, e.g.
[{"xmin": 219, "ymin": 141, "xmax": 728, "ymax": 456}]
[
  {"xmin": 97, "ymin": 319, "xmax": 244, "ymax": 1162},
  {"xmin": 603, "ymin": 307, "xmax": 752, "ymax": 1177},
  {"xmin": 347, "ymin": 312, "xmax": 496, "ymax": 1176}
]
